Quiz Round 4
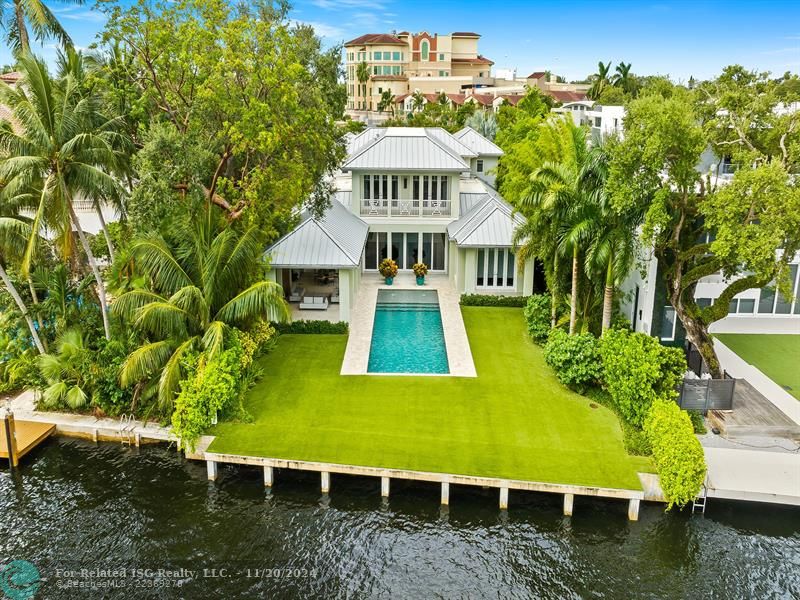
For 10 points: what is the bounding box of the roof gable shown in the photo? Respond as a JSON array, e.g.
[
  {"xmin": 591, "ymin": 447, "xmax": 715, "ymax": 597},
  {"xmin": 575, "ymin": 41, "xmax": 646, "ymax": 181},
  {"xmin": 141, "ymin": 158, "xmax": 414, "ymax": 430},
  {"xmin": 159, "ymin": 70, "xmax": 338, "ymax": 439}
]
[
  {"xmin": 454, "ymin": 127, "xmax": 504, "ymax": 157},
  {"xmin": 342, "ymin": 128, "xmax": 469, "ymax": 172},
  {"xmin": 266, "ymin": 199, "xmax": 368, "ymax": 268},
  {"xmin": 448, "ymin": 191, "xmax": 524, "ymax": 248}
]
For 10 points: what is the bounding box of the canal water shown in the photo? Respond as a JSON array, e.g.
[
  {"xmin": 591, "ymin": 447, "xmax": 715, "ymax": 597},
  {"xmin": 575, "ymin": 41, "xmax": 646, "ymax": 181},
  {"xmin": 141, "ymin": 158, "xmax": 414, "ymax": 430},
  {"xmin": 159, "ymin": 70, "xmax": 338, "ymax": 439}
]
[{"xmin": 1, "ymin": 438, "xmax": 798, "ymax": 598}]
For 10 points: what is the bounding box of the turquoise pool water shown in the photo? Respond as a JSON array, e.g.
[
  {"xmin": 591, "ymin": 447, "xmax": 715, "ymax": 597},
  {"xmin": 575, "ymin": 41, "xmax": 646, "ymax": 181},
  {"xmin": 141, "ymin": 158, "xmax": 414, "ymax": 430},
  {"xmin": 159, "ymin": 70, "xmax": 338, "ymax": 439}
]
[{"xmin": 367, "ymin": 289, "xmax": 449, "ymax": 374}]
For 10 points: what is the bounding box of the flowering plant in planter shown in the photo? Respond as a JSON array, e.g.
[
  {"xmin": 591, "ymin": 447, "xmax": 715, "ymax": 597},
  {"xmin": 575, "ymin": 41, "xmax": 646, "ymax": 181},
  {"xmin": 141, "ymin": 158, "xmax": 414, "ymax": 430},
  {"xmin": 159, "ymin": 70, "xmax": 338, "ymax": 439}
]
[{"xmin": 378, "ymin": 258, "xmax": 398, "ymax": 284}]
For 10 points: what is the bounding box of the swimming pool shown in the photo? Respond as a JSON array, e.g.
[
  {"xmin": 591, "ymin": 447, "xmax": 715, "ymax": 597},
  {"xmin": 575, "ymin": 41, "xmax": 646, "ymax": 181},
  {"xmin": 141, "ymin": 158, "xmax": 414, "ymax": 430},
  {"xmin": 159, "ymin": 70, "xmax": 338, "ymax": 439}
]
[{"xmin": 367, "ymin": 289, "xmax": 450, "ymax": 374}]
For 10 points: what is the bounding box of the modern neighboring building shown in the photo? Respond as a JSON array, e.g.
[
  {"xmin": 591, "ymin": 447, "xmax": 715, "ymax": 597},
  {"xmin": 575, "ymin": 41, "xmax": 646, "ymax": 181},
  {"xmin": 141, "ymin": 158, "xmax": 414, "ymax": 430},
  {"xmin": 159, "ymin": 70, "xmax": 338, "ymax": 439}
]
[
  {"xmin": 264, "ymin": 127, "xmax": 535, "ymax": 322},
  {"xmin": 344, "ymin": 31, "xmax": 589, "ymax": 119}
]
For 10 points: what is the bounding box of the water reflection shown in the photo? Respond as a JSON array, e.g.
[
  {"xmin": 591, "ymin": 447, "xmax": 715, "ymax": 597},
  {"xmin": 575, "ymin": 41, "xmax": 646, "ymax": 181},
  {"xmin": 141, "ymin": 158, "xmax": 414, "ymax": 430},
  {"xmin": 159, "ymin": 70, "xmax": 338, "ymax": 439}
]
[{"xmin": 1, "ymin": 438, "xmax": 798, "ymax": 599}]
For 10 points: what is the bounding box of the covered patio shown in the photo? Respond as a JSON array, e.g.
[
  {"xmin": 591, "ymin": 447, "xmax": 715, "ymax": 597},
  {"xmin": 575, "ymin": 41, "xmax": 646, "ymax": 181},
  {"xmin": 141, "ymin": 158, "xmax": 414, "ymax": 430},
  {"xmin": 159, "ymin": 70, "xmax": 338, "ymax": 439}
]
[{"xmin": 265, "ymin": 198, "xmax": 368, "ymax": 323}]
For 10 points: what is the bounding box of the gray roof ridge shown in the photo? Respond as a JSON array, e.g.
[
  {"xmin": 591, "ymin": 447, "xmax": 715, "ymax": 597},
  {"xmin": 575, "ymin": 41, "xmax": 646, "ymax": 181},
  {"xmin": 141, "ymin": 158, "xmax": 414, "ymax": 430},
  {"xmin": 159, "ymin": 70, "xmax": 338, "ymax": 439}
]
[
  {"xmin": 422, "ymin": 129, "xmax": 470, "ymax": 168},
  {"xmin": 425, "ymin": 127, "xmax": 478, "ymax": 158},
  {"xmin": 265, "ymin": 216, "xmax": 316, "ymax": 254},
  {"xmin": 456, "ymin": 126, "xmax": 504, "ymax": 156},
  {"xmin": 319, "ymin": 202, "xmax": 367, "ymax": 265},
  {"xmin": 342, "ymin": 128, "xmax": 387, "ymax": 168}
]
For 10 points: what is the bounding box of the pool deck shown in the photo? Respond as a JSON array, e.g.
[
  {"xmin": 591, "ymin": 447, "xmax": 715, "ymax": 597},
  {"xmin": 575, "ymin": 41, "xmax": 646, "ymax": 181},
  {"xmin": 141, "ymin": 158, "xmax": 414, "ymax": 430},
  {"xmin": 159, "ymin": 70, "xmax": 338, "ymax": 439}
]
[{"xmin": 341, "ymin": 273, "xmax": 477, "ymax": 377}]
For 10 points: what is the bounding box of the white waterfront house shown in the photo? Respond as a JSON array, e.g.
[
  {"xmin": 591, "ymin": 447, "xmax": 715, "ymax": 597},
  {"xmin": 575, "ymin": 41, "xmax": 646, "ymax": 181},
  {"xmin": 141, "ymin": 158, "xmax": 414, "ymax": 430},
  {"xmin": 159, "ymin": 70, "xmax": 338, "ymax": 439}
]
[{"xmin": 264, "ymin": 126, "xmax": 534, "ymax": 323}]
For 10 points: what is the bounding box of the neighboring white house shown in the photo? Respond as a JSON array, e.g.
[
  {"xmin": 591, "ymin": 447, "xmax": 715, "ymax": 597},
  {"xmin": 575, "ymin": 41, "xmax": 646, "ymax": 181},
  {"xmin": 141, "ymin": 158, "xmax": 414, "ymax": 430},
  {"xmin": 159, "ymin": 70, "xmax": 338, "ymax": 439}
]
[
  {"xmin": 552, "ymin": 100, "xmax": 595, "ymax": 127},
  {"xmin": 611, "ymin": 99, "xmax": 800, "ymax": 340},
  {"xmin": 265, "ymin": 126, "xmax": 535, "ymax": 322}
]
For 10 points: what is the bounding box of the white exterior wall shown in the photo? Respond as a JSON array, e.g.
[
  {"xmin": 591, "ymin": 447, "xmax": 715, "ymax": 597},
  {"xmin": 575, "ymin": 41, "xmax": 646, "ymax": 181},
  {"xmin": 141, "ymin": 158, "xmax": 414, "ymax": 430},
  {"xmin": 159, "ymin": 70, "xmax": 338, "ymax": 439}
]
[
  {"xmin": 618, "ymin": 250, "xmax": 660, "ymax": 335},
  {"xmin": 470, "ymin": 156, "xmax": 498, "ymax": 187}
]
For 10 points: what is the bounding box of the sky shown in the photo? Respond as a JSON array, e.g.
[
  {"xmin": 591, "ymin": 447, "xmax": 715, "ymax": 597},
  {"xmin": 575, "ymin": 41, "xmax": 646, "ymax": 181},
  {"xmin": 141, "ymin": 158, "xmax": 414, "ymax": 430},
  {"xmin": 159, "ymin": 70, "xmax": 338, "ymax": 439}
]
[{"xmin": 2, "ymin": 0, "xmax": 799, "ymax": 82}]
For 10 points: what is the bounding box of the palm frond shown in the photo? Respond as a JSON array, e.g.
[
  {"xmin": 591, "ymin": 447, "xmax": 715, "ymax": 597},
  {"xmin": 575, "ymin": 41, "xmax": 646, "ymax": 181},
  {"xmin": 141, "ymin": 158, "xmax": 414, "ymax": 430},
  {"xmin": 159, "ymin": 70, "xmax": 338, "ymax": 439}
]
[
  {"xmin": 119, "ymin": 340, "xmax": 175, "ymax": 388},
  {"xmin": 202, "ymin": 321, "xmax": 228, "ymax": 360},
  {"xmin": 214, "ymin": 280, "xmax": 289, "ymax": 326},
  {"xmin": 157, "ymin": 336, "xmax": 197, "ymax": 414}
]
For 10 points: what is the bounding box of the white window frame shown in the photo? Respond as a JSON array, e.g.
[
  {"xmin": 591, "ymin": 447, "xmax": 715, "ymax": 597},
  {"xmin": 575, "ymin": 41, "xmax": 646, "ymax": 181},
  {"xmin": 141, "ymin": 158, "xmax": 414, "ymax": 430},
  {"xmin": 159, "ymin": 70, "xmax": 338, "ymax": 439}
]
[
  {"xmin": 476, "ymin": 247, "xmax": 515, "ymax": 290},
  {"xmin": 659, "ymin": 306, "xmax": 677, "ymax": 341}
]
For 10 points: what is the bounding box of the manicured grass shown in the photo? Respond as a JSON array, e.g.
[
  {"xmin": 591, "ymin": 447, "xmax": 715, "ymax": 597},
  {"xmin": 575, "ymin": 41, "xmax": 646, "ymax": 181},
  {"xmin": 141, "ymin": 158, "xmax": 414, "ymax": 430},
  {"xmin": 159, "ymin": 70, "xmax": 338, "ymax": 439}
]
[
  {"xmin": 209, "ymin": 308, "xmax": 643, "ymax": 490},
  {"xmin": 715, "ymin": 334, "xmax": 800, "ymax": 400}
]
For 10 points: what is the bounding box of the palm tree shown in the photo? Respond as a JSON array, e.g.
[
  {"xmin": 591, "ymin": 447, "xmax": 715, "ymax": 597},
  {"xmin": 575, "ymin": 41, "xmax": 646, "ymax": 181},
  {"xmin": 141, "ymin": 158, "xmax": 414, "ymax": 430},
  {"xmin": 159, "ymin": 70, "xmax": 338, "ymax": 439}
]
[
  {"xmin": 2, "ymin": 0, "xmax": 84, "ymax": 54},
  {"xmin": 411, "ymin": 90, "xmax": 425, "ymax": 113},
  {"xmin": 377, "ymin": 89, "xmax": 395, "ymax": 115},
  {"xmin": 38, "ymin": 328, "xmax": 91, "ymax": 409},
  {"xmin": 113, "ymin": 224, "xmax": 289, "ymax": 414},
  {"xmin": 515, "ymin": 121, "xmax": 605, "ymax": 334},
  {"xmin": 588, "ymin": 61, "xmax": 612, "ymax": 100},
  {"xmin": 0, "ymin": 215, "xmax": 45, "ymax": 353},
  {"xmin": 356, "ymin": 61, "xmax": 369, "ymax": 111},
  {"xmin": 613, "ymin": 61, "xmax": 635, "ymax": 96},
  {"xmin": 0, "ymin": 53, "xmax": 128, "ymax": 341}
]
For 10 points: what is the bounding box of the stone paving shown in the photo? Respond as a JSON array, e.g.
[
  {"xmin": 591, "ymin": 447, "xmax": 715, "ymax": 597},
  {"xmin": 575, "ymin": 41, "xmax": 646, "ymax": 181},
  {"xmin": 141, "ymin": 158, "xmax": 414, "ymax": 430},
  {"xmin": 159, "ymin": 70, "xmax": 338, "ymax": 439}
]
[{"xmin": 340, "ymin": 272, "xmax": 477, "ymax": 377}]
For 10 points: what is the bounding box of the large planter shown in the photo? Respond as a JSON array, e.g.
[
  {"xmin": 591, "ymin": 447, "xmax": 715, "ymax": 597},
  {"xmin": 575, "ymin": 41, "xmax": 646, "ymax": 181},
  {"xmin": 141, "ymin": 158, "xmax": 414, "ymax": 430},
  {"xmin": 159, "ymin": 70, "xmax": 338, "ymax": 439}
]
[
  {"xmin": 385, "ymin": 276, "xmax": 394, "ymax": 285},
  {"xmin": 416, "ymin": 276, "xmax": 425, "ymax": 286}
]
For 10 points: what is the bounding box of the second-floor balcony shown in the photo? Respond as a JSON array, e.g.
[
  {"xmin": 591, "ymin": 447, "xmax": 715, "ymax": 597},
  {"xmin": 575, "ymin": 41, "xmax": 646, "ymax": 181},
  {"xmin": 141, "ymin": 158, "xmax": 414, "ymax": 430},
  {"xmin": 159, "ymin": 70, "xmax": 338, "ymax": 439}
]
[{"xmin": 360, "ymin": 198, "xmax": 452, "ymax": 217}]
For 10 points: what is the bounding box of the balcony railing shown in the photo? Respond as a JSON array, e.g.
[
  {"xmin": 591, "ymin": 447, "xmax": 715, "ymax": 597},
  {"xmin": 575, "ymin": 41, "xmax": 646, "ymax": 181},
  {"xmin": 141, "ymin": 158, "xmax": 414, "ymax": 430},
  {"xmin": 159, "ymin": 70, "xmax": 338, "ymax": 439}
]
[{"xmin": 360, "ymin": 199, "xmax": 451, "ymax": 217}]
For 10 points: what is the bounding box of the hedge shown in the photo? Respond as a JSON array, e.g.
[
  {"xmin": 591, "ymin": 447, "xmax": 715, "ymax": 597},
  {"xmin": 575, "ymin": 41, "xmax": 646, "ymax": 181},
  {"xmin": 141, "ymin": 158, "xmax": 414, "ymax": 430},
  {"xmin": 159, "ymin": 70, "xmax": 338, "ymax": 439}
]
[
  {"xmin": 598, "ymin": 329, "xmax": 686, "ymax": 428},
  {"xmin": 459, "ymin": 294, "xmax": 528, "ymax": 307},
  {"xmin": 273, "ymin": 320, "xmax": 349, "ymax": 334},
  {"xmin": 543, "ymin": 329, "xmax": 602, "ymax": 391},
  {"xmin": 523, "ymin": 294, "xmax": 552, "ymax": 344},
  {"xmin": 644, "ymin": 400, "xmax": 707, "ymax": 509}
]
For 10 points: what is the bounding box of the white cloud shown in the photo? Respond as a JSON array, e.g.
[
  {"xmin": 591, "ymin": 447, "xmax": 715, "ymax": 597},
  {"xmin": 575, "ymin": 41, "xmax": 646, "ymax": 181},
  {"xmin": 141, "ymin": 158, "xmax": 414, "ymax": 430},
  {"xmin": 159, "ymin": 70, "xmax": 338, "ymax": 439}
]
[
  {"xmin": 50, "ymin": 6, "xmax": 106, "ymax": 23},
  {"xmin": 293, "ymin": 20, "xmax": 347, "ymax": 40},
  {"xmin": 311, "ymin": 0, "xmax": 387, "ymax": 10}
]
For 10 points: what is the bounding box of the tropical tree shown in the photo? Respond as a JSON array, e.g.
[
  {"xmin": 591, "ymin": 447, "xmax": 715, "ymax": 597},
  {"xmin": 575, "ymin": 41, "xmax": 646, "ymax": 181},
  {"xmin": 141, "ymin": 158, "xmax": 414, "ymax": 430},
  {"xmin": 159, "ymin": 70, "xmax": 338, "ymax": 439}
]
[
  {"xmin": 613, "ymin": 61, "xmax": 636, "ymax": 95},
  {"xmin": 588, "ymin": 61, "xmax": 612, "ymax": 100},
  {"xmin": 377, "ymin": 89, "xmax": 395, "ymax": 115},
  {"xmin": 38, "ymin": 328, "xmax": 92, "ymax": 409},
  {"xmin": 0, "ymin": 215, "xmax": 45, "ymax": 353},
  {"xmin": 357, "ymin": 60, "xmax": 370, "ymax": 111},
  {"xmin": 0, "ymin": 53, "xmax": 129, "ymax": 341},
  {"xmin": 465, "ymin": 110, "xmax": 498, "ymax": 140},
  {"xmin": 1, "ymin": 0, "xmax": 84, "ymax": 54},
  {"xmin": 411, "ymin": 90, "xmax": 425, "ymax": 113},
  {"xmin": 113, "ymin": 224, "xmax": 289, "ymax": 414},
  {"xmin": 514, "ymin": 120, "xmax": 606, "ymax": 334}
]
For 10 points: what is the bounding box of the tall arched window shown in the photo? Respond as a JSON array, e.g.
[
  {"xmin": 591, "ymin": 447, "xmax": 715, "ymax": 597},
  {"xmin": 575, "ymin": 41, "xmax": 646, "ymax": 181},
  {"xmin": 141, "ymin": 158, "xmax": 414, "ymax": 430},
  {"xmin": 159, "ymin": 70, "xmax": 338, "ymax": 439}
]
[{"xmin": 420, "ymin": 40, "xmax": 429, "ymax": 61}]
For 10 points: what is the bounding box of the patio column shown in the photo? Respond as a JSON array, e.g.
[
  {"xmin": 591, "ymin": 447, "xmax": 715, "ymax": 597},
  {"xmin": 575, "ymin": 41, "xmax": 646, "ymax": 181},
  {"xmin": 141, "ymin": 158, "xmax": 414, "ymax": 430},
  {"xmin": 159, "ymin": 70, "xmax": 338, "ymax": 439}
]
[{"xmin": 338, "ymin": 269, "xmax": 351, "ymax": 323}]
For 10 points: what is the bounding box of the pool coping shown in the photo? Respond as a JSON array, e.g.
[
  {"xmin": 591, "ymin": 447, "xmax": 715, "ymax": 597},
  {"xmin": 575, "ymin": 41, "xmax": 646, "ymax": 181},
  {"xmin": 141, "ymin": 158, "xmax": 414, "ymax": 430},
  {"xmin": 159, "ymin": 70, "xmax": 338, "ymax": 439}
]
[{"xmin": 341, "ymin": 273, "xmax": 477, "ymax": 377}]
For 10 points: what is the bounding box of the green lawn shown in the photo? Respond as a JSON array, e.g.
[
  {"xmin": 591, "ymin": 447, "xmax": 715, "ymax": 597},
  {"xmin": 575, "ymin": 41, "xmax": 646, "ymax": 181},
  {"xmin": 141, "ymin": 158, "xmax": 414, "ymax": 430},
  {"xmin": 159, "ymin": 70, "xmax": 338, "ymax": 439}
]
[
  {"xmin": 209, "ymin": 307, "xmax": 643, "ymax": 490},
  {"xmin": 715, "ymin": 333, "xmax": 800, "ymax": 400}
]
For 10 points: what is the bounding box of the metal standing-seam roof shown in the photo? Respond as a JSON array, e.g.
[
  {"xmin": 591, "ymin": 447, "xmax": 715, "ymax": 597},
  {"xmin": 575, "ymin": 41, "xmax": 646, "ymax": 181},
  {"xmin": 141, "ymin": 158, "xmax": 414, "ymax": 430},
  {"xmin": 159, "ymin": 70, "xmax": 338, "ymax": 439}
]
[
  {"xmin": 454, "ymin": 126, "xmax": 504, "ymax": 157},
  {"xmin": 341, "ymin": 128, "xmax": 470, "ymax": 172},
  {"xmin": 448, "ymin": 192, "xmax": 525, "ymax": 248},
  {"xmin": 266, "ymin": 196, "xmax": 368, "ymax": 268},
  {"xmin": 425, "ymin": 127, "xmax": 478, "ymax": 159}
]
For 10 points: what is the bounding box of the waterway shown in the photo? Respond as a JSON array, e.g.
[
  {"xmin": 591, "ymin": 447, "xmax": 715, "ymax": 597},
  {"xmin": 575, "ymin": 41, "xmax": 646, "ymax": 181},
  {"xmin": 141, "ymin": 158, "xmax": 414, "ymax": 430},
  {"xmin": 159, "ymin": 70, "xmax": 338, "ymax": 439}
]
[{"xmin": 1, "ymin": 438, "xmax": 799, "ymax": 598}]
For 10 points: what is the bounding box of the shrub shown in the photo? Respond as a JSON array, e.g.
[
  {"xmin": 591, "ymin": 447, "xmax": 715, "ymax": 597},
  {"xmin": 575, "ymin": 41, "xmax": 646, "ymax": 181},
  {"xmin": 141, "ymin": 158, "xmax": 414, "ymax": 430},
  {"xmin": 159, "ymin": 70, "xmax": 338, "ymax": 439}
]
[
  {"xmin": 412, "ymin": 262, "xmax": 428, "ymax": 277},
  {"xmin": 599, "ymin": 329, "xmax": 686, "ymax": 428},
  {"xmin": 585, "ymin": 387, "xmax": 651, "ymax": 456},
  {"xmin": 644, "ymin": 400, "xmax": 707, "ymax": 509},
  {"xmin": 273, "ymin": 320, "xmax": 348, "ymax": 334},
  {"xmin": 378, "ymin": 258, "xmax": 398, "ymax": 278},
  {"xmin": 172, "ymin": 347, "xmax": 243, "ymax": 451},
  {"xmin": 543, "ymin": 329, "xmax": 602, "ymax": 391},
  {"xmin": 459, "ymin": 294, "xmax": 528, "ymax": 307},
  {"xmin": 523, "ymin": 294, "xmax": 552, "ymax": 344}
]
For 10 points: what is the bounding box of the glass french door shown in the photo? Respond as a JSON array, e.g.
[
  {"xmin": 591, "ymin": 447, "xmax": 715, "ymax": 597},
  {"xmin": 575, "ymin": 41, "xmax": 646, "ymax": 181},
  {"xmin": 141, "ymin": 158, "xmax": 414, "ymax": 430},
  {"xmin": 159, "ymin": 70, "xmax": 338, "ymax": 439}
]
[
  {"xmin": 363, "ymin": 232, "xmax": 447, "ymax": 272},
  {"xmin": 476, "ymin": 248, "xmax": 515, "ymax": 289}
]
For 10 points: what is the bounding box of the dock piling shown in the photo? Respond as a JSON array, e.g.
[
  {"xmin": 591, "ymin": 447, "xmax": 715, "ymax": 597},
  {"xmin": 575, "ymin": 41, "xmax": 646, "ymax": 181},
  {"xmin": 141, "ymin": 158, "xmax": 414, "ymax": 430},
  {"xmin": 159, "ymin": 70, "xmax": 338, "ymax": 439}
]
[
  {"xmin": 381, "ymin": 476, "xmax": 390, "ymax": 498},
  {"xmin": 627, "ymin": 498, "xmax": 640, "ymax": 521},
  {"xmin": 264, "ymin": 466, "xmax": 274, "ymax": 487},
  {"xmin": 441, "ymin": 481, "xmax": 450, "ymax": 505},
  {"xmin": 206, "ymin": 460, "xmax": 218, "ymax": 481},
  {"xmin": 563, "ymin": 493, "xmax": 574, "ymax": 516},
  {"xmin": 321, "ymin": 471, "xmax": 330, "ymax": 494},
  {"xmin": 3, "ymin": 411, "xmax": 18, "ymax": 468},
  {"xmin": 499, "ymin": 487, "xmax": 509, "ymax": 510}
]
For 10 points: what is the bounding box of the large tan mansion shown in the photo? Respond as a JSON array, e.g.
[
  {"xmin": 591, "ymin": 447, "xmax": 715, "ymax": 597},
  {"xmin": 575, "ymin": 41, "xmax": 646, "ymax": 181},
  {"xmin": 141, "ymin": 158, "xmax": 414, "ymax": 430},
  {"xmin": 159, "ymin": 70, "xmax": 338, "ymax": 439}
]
[{"xmin": 344, "ymin": 31, "xmax": 589, "ymax": 118}]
